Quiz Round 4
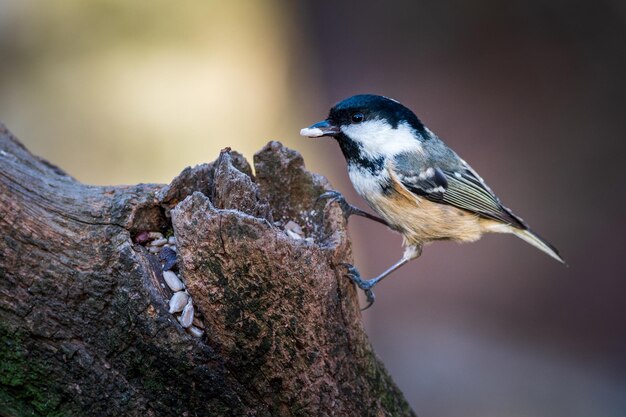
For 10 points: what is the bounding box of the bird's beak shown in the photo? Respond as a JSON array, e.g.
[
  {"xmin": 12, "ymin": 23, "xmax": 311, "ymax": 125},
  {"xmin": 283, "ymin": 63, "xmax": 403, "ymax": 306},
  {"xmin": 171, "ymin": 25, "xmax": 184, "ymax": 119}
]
[{"xmin": 300, "ymin": 120, "xmax": 341, "ymax": 138}]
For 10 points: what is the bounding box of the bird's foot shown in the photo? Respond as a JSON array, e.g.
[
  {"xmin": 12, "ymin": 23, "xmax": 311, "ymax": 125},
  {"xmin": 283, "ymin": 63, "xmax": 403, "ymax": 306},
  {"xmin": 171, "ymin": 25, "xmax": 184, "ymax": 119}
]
[
  {"xmin": 341, "ymin": 262, "xmax": 376, "ymax": 310},
  {"xmin": 317, "ymin": 190, "xmax": 390, "ymax": 227},
  {"xmin": 316, "ymin": 191, "xmax": 356, "ymax": 219}
]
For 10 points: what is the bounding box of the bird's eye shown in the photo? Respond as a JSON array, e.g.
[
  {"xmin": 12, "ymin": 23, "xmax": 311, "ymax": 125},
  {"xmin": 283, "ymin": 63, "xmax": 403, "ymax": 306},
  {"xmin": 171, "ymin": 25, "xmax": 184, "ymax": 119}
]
[{"xmin": 351, "ymin": 112, "xmax": 364, "ymax": 123}]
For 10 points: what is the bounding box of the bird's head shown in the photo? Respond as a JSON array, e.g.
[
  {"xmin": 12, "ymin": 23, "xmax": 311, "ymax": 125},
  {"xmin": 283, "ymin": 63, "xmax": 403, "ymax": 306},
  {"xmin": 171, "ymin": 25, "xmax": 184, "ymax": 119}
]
[{"xmin": 300, "ymin": 94, "xmax": 427, "ymax": 160}]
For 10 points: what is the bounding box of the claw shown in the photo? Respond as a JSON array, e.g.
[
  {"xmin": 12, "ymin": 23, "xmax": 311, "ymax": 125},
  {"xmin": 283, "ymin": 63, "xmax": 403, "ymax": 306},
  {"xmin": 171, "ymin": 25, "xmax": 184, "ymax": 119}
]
[
  {"xmin": 340, "ymin": 262, "xmax": 372, "ymax": 289},
  {"xmin": 316, "ymin": 190, "xmax": 343, "ymax": 205},
  {"xmin": 316, "ymin": 190, "xmax": 390, "ymax": 227},
  {"xmin": 316, "ymin": 191, "xmax": 350, "ymax": 217},
  {"xmin": 362, "ymin": 289, "xmax": 376, "ymax": 311},
  {"xmin": 340, "ymin": 262, "xmax": 377, "ymax": 310}
]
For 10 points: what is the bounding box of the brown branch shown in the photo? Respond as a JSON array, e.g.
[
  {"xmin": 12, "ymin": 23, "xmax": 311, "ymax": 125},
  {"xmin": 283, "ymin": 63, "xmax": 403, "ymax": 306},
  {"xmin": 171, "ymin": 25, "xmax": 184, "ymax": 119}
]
[{"xmin": 0, "ymin": 124, "xmax": 416, "ymax": 417}]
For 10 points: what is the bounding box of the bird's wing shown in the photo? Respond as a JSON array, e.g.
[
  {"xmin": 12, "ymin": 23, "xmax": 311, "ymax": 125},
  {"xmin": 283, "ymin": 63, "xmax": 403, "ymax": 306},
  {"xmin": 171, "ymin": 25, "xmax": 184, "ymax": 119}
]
[{"xmin": 392, "ymin": 154, "xmax": 527, "ymax": 228}]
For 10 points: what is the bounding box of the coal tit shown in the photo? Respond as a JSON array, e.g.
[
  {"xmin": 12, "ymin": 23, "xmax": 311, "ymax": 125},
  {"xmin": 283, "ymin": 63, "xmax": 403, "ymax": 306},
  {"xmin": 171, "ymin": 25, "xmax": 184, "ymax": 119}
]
[{"xmin": 301, "ymin": 94, "xmax": 564, "ymax": 309}]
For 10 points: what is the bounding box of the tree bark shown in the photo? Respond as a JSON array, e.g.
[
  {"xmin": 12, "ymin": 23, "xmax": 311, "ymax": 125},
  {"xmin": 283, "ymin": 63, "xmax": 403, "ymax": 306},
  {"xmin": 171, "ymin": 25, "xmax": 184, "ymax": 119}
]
[{"xmin": 0, "ymin": 124, "xmax": 416, "ymax": 417}]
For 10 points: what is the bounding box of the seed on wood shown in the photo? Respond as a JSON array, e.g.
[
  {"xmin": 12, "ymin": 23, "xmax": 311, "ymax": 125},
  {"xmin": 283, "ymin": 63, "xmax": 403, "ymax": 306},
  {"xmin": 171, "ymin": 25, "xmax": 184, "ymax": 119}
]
[
  {"xmin": 159, "ymin": 247, "xmax": 178, "ymax": 271},
  {"xmin": 285, "ymin": 229, "xmax": 302, "ymax": 240},
  {"xmin": 151, "ymin": 238, "xmax": 168, "ymax": 246},
  {"xmin": 284, "ymin": 220, "xmax": 303, "ymax": 235},
  {"xmin": 168, "ymin": 291, "xmax": 188, "ymax": 314},
  {"xmin": 163, "ymin": 270, "xmax": 184, "ymax": 291},
  {"xmin": 187, "ymin": 326, "xmax": 204, "ymax": 338},
  {"xmin": 178, "ymin": 299, "xmax": 194, "ymax": 328},
  {"xmin": 134, "ymin": 231, "xmax": 150, "ymax": 244},
  {"xmin": 148, "ymin": 232, "xmax": 164, "ymax": 240}
]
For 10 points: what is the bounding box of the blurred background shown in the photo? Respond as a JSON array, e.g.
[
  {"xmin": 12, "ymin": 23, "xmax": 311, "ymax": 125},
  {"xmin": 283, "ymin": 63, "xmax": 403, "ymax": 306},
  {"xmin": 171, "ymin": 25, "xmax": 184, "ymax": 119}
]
[{"xmin": 1, "ymin": 1, "xmax": 625, "ymax": 415}]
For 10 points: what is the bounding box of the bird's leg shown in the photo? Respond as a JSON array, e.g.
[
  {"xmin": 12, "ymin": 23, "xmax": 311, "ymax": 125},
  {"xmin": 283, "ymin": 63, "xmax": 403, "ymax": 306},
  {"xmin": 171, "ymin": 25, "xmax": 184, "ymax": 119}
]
[
  {"xmin": 316, "ymin": 190, "xmax": 389, "ymax": 227},
  {"xmin": 342, "ymin": 245, "xmax": 422, "ymax": 310}
]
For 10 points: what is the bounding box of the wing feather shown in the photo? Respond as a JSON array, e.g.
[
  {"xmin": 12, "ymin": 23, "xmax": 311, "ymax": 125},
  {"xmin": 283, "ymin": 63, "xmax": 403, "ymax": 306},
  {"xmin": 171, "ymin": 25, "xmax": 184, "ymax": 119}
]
[{"xmin": 394, "ymin": 157, "xmax": 526, "ymax": 228}]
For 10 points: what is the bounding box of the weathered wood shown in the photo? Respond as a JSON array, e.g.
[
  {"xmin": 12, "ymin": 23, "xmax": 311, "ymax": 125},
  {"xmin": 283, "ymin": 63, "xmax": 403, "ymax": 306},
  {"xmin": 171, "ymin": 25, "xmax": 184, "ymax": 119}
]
[{"xmin": 0, "ymin": 124, "xmax": 415, "ymax": 417}]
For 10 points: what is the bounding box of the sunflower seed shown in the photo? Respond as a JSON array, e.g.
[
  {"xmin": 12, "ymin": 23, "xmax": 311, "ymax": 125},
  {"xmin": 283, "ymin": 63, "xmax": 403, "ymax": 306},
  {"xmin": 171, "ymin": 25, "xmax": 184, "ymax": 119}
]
[
  {"xmin": 178, "ymin": 299, "xmax": 194, "ymax": 328},
  {"xmin": 284, "ymin": 220, "xmax": 303, "ymax": 235},
  {"xmin": 159, "ymin": 247, "xmax": 178, "ymax": 271},
  {"xmin": 150, "ymin": 238, "xmax": 168, "ymax": 246},
  {"xmin": 148, "ymin": 232, "xmax": 164, "ymax": 240},
  {"xmin": 163, "ymin": 271, "xmax": 184, "ymax": 291},
  {"xmin": 187, "ymin": 326, "xmax": 204, "ymax": 338},
  {"xmin": 285, "ymin": 229, "xmax": 302, "ymax": 240},
  {"xmin": 134, "ymin": 231, "xmax": 150, "ymax": 244},
  {"xmin": 168, "ymin": 291, "xmax": 188, "ymax": 313}
]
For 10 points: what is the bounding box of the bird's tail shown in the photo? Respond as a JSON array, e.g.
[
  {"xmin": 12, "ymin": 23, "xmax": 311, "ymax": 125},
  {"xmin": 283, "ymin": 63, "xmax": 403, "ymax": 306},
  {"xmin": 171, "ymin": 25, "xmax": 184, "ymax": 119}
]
[{"xmin": 512, "ymin": 227, "xmax": 566, "ymax": 265}]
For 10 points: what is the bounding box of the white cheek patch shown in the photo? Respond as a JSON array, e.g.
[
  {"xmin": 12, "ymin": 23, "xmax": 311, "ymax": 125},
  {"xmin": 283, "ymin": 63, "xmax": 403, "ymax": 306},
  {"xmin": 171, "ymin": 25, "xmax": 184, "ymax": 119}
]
[{"xmin": 341, "ymin": 120, "xmax": 424, "ymax": 159}]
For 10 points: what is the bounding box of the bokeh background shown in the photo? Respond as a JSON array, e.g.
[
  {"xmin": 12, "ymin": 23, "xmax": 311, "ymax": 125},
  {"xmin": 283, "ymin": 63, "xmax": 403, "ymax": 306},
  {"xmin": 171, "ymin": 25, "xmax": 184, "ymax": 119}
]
[{"xmin": 1, "ymin": 1, "xmax": 625, "ymax": 415}]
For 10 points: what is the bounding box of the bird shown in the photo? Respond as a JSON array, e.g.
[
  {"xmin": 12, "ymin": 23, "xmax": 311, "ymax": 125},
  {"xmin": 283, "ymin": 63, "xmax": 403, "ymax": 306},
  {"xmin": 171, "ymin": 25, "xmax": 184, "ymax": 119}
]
[{"xmin": 300, "ymin": 94, "xmax": 565, "ymax": 309}]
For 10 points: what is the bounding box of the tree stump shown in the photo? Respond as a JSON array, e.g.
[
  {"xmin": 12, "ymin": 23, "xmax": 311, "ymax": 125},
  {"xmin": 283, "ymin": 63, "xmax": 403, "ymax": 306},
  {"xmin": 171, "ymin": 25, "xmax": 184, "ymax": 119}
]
[{"xmin": 0, "ymin": 124, "xmax": 415, "ymax": 417}]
